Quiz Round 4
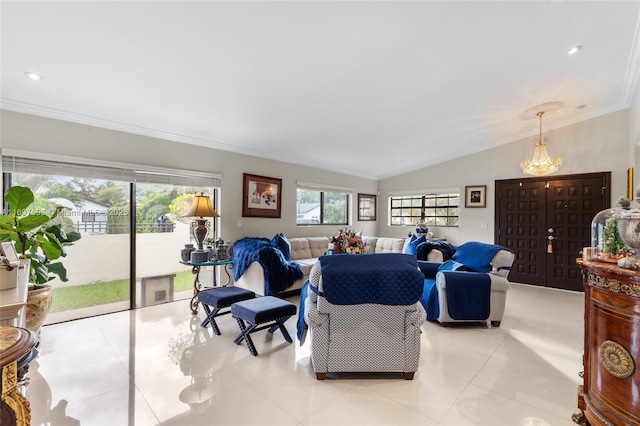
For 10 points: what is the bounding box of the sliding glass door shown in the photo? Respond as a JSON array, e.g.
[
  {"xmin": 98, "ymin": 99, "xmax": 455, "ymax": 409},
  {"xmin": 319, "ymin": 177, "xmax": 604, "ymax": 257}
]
[
  {"xmin": 134, "ymin": 184, "xmax": 217, "ymax": 309},
  {"xmin": 6, "ymin": 173, "xmax": 133, "ymax": 323},
  {"xmin": 3, "ymin": 160, "xmax": 220, "ymax": 324}
]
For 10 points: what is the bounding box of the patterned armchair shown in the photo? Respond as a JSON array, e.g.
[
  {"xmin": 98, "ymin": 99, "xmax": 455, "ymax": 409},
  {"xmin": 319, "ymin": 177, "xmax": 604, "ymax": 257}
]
[
  {"xmin": 419, "ymin": 241, "xmax": 515, "ymax": 327},
  {"xmin": 302, "ymin": 253, "xmax": 426, "ymax": 380}
]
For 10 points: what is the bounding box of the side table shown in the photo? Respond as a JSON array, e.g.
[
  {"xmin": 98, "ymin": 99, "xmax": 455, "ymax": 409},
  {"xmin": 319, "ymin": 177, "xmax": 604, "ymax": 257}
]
[
  {"xmin": 0, "ymin": 266, "xmax": 29, "ymax": 328},
  {"xmin": 180, "ymin": 259, "xmax": 235, "ymax": 314}
]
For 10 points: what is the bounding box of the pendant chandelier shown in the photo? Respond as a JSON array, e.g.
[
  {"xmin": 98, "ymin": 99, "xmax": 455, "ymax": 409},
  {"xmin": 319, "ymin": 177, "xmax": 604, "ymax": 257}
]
[{"xmin": 520, "ymin": 102, "xmax": 563, "ymax": 176}]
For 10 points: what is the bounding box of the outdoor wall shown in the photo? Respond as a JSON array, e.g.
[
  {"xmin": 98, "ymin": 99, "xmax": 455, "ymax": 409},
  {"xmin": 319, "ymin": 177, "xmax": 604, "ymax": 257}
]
[
  {"xmin": 54, "ymin": 221, "xmax": 194, "ymax": 287},
  {"xmin": 0, "ymin": 110, "xmax": 379, "ymax": 242},
  {"xmin": 378, "ymin": 109, "xmax": 631, "ymax": 245}
]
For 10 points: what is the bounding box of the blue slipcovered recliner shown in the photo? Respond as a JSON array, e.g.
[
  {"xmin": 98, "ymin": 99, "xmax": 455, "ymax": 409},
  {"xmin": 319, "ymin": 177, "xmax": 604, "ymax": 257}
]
[
  {"xmin": 419, "ymin": 241, "xmax": 515, "ymax": 327},
  {"xmin": 300, "ymin": 253, "xmax": 426, "ymax": 380}
]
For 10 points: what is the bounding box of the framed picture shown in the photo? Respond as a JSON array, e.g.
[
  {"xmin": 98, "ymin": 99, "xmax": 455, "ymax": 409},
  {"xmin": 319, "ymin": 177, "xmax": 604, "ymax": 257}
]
[
  {"xmin": 358, "ymin": 193, "xmax": 377, "ymax": 221},
  {"xmin": 465, "ymin": 185, "xmax": 487, "ymax": 208},
  {"xmin": 0, "ymin": 241, "xmax": 20, "ymax": 265},
  {"xmin": 242, "ymin": 173, "xmax": 282, "ymax": 218}
]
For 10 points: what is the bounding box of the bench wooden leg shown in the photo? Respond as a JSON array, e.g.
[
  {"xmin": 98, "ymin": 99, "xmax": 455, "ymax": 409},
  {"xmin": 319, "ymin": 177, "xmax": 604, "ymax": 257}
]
[
  {"xmin": 403, "ymin": 372, "xmax": 415, "ymax": 380},
  {"xmin": 316, "ymin": 372, "xmax": 326, "ymax": 380}
]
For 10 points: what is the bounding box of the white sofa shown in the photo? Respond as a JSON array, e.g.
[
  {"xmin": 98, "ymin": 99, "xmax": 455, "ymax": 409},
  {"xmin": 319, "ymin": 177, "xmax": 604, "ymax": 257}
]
[{"xmin": 234, "ymin": 235, "xmax": 443, "ymax": 296}]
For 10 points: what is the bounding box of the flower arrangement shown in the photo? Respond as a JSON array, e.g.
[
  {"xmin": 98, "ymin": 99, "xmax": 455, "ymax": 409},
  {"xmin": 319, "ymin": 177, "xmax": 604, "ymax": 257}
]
[{"xmin": 331, "ymin": 228, "xmax": 365, "ymax": 254}]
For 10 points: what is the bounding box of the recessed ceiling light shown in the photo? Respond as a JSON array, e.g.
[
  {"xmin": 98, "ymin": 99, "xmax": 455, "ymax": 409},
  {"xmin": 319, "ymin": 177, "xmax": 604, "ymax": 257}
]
[
  {"xmin": 567, "ymin": 46, "xmax": 582, "ymax": 55},
  {"xmin": 24, "ymin": 72, "xmax": 43, "ymax": 81}
]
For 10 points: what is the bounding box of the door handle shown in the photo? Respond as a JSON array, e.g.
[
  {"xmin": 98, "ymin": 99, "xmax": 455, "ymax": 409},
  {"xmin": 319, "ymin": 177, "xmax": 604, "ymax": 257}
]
[{"xmin": 547, "ymin": 235, "xmax": 554, "ymax": 253}]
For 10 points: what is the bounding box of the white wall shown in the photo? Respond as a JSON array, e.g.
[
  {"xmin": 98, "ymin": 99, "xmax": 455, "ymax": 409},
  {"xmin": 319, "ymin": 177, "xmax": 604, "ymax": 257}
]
[
  {"xmin": 0, "ymin": 110, "xmax": 379, "ymax": 242},
  {"xmin": 0, "ymin": 106, "xmax": 635, "ymax": 248},
  {"xmin": 631, "ymin": 80, "xmax": 640, "ymax": 192},
  {"xmin": 378, "ymin": 109, "xmax": 631, "ymax": 245}
]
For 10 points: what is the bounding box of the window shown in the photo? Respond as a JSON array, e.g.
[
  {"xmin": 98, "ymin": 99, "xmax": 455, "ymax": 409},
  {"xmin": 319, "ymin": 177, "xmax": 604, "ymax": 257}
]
[
  {"xmin": 390, "ymin": 193, "xmax": 459, "ymax": 227},
  {"xmin": 296, "ymin": 182, "xmax": 351, "ymax": 225}
]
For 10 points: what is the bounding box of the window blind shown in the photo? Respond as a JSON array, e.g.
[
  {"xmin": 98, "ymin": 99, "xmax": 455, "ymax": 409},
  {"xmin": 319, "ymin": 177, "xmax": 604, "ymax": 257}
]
[
  {"xmin": 2, "ymin": 152, "xmax": 221, "ymax": 187},
  {"xmin": 296, "ymin": 180, "xmax": 353, "ymax": 194}
]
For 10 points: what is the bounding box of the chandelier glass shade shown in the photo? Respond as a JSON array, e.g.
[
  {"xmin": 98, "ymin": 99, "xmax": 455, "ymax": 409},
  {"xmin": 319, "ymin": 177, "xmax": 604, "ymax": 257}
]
[
  {"xmin": 520, "ymin": 135, "xmax": 562, "ymax": 176},
  {"xmin": 520, "ymin": 102, "xmax": 563, "ymax": 176}
]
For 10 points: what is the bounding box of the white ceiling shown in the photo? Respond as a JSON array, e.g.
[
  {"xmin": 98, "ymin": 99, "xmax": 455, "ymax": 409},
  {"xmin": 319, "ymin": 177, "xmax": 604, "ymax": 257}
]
[{"xmin": 2, "ymin": 1, "xmax": 640, "ymax": 180}]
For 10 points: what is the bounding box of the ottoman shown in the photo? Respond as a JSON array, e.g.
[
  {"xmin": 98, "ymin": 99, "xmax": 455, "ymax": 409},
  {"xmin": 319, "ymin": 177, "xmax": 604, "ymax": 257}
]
[
  {"xmin": 231, "ymin": 296, "xmax": 297, "ymax": 356},
  {"xmin": 198, "ymin": 286, "xmax": 256, "ymax": 335}
]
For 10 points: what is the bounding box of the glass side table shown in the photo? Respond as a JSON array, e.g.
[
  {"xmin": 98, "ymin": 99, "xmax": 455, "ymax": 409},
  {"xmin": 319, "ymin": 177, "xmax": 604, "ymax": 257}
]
[{"xmin": 179, "ymin": 259, "xmax": 235, "ymax": 314}]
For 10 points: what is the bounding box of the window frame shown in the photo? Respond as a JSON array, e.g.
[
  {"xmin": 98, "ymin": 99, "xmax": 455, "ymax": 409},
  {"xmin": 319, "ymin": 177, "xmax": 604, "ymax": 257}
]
[
  {"xmin": 389, "ymin": 192, "xmax": 460, "ymax": 227},
  {"xmin": 296, "ymin": 184, "xmax": 351, "ymax": 226}
]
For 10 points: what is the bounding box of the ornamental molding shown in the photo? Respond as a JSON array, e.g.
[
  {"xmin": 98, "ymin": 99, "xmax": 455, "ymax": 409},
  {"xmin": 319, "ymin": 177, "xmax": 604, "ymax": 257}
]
[
  {"xmin": 599, "ymin": 340, "xmax": 636, "ymax": 379},
  {"xmin": 587, "ymin": 273, "xmax": 640, "ymax": 297}
]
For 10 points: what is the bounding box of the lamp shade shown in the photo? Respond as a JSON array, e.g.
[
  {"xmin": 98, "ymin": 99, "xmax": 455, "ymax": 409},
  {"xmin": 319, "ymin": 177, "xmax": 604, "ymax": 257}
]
[{"xmin": 183, "ymin": 193, "xmax": 220, "ymax": 218}]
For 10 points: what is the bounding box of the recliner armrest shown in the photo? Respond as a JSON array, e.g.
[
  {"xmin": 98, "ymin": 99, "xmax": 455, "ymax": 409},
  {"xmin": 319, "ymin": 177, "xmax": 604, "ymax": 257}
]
[
  {"xmin": 436, "ymin": 270, "xmax": 489, "ymax": 289},
  {"xmin": 417, "ymin": 260, "xmax": 442, "ymax": 278},
  {"xmin": 436, "ymin": 270, "xmax": 510, "ymax": 292}
]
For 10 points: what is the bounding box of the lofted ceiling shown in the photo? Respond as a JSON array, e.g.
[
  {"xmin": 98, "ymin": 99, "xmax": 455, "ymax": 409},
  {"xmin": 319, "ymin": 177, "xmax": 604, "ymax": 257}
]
[{"xmin": 1, "ymin": 1, "xmax": 639, "ymax": 180}]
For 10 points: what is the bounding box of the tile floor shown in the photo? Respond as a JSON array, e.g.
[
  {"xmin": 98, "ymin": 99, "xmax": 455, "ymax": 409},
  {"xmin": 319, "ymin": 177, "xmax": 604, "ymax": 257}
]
[{"xmin": 24, "ymin": 283, "xmax": 584, "ymax": 426}]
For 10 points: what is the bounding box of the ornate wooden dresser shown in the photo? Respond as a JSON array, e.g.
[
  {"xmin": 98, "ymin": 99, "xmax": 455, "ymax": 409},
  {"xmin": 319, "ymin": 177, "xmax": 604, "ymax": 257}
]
[
  {"xmin": 0, "ymin": 326, "xmax": 36, "ymax": 426},
  {"xmin": 576, "ymin": 259, "xmax": 640, "ymax": 425}
]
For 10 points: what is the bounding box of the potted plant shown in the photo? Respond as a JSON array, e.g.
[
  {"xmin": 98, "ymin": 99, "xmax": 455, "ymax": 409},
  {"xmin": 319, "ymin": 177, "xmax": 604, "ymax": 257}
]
[{"xmin": 0, "ymin": 185, "xmax": 81, "ymax": 333}]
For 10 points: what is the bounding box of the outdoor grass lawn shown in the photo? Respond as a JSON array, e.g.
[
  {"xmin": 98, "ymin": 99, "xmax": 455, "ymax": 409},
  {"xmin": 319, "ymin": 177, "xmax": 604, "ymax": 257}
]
[{"xmin": 51, "ymin": 271, "xmax": 195, "ymax": 312}]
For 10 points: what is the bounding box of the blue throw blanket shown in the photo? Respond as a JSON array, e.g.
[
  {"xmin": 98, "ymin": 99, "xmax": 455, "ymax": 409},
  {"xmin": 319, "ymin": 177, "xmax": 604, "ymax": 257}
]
[
  {"xmin": 420, "ymin": 278, "xmax": 439, "ymax": 320},
  {"xmin": 318, "ymin": 253, "xmax": 424, "ymax": 305},
  {"xmin": 232, "ymin": 237, "xmax": 304, "ymax": 296},
  {"xmin": 443, "ymin": 271, "xmax": 490, "ymax": 320},
  {"xmin": 452, "ymin": 241, "xmax": 507, "ymax": 273},
  {"xmin": 297, "ymin": 280, "xmax": 310, "ymax": 343},
  {"xmin": 416, "ymin": 241, "xmax": 456, "ymax": 261}
]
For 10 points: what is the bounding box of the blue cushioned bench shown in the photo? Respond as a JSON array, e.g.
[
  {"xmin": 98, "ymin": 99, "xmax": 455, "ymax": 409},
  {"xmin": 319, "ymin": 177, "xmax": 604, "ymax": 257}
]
[
  {"xmin": 231, "ymin": 296, "xmax": 297, "ymax": 356},
  {"xmin": 198, "ymin": 286, "xmax": 256, "ymax": 335}
]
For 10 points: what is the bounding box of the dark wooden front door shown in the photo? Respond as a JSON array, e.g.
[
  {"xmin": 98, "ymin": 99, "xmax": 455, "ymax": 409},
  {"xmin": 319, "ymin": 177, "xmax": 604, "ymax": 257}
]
[{"xmin": 496, "ymin": 172, "xmax": 610, "ymax": 291}]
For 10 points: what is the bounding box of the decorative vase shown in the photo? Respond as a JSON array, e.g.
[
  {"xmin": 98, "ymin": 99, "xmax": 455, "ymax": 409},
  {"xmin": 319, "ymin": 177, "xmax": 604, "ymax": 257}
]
[
  {"xmin": 181, "ymin": 244, "xmax": 196, "ymax": 262},
  {"xmin": 26, "ymin": 284, "xmax": 53, "ymax": 334},
  {"xmin": 616, "ymin": 211, "xmax": 640, "ymax": 270}
]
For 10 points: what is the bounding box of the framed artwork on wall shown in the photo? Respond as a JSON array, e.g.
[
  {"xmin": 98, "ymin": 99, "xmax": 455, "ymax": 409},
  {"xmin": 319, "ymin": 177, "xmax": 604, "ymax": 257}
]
[
  {"xmin": 242, "ymin": 173, "xmax": 282, "ymax": 218},
  {"xmin": 358, "ymin": 193, "xmax": 377, "ymax": 221},
  {"xmin": 465, "ymin": 185, "xmax": 487, "ymax": 208}
]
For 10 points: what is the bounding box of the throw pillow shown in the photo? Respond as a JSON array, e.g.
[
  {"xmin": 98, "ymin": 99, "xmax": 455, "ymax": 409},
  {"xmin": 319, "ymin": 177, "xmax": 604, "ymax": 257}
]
[
  {"xmin": 405, "ymin": 235, "xmax": 426, "ymax": 256},
  {"xmin": 403, "ymin": 234, "xmax": 417, "ymax": 254},
  {"xmin": 452, "ymin": 241, "xmax": 504, "ymax": 273},
  {"xmin": 271, "ymin": 233, "xmax": 291, "ymax": 260}
]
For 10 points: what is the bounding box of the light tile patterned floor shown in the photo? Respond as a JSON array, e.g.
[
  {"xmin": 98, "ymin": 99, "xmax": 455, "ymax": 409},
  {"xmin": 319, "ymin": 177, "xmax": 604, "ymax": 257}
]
[{"xmin": 24, "ymin": 283, "xmax": 583, "ymax": 425}]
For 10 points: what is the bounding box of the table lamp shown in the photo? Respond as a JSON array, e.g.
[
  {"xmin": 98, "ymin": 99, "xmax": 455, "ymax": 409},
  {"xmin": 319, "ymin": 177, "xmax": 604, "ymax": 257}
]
[{"xmin": 183, "ymin": 192, "xmax": 220, "ymax": 252}]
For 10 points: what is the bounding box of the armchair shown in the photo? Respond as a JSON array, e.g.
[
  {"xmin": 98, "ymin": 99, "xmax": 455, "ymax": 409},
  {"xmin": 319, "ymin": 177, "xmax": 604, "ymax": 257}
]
[
  {"xmin": 302, "ymin": 253, "xmax": 426, "ymax": 380},
  {"xmin": 419, "ymin": 241, "xmax": 515, "ymax": 327}
]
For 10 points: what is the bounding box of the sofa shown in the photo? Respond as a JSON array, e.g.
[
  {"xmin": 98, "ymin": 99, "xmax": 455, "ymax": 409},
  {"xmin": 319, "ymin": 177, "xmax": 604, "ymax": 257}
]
[{"xmin": 233, "ymin": 235, "xmax": 445, "ymax": 296}]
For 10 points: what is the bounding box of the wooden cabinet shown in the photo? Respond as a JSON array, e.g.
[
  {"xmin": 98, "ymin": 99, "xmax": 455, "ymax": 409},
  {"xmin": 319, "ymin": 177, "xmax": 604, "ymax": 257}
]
[
  {"xmin": 576, "ymin": 259, "xmax": 640, "ymax": 425},
  {"xmin": 0, "ymin": 326, "xmax": 37, "ymax": 426}
]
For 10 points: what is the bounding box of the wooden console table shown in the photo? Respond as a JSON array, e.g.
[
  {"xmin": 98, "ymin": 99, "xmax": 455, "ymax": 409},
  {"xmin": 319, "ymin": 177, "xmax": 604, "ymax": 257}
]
[{"xmin": 575, "ymin": 259, "xmax": 640, "ymax": 425}]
